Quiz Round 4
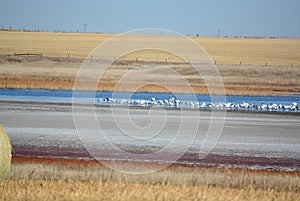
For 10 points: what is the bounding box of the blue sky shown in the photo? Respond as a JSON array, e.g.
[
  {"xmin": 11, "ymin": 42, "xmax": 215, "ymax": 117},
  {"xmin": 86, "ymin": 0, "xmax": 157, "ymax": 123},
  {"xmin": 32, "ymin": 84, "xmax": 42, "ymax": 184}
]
[{"xmin": 0, "ymin": 0, "xmax": 299, "ymax": 37}]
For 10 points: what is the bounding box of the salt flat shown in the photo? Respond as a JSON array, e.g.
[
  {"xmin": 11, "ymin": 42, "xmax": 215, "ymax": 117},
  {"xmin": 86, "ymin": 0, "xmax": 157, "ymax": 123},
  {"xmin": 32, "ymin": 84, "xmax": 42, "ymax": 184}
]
[{"xmin": 0, "ymin": 102, "xmax": 299, "ymax": 171}]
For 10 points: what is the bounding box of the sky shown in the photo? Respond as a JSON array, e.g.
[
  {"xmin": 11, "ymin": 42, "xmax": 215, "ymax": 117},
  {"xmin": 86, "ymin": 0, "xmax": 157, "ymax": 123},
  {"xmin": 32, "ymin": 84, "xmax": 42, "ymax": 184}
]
[{"xmin": 0, "ymin": 0, "xmax": 299, "ymax": 37}]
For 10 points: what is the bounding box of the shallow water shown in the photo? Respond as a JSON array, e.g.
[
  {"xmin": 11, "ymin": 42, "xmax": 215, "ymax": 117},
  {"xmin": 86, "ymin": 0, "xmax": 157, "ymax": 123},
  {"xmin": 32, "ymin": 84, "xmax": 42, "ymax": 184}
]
[{"xmin": 0, "ymin": 89, "xmax": 299, "ymax": 112}]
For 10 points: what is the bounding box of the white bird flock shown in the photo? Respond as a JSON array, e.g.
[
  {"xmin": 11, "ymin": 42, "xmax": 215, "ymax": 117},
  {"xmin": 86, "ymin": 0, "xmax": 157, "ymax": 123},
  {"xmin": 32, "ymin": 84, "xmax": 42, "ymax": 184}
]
[{"xmin": 98, "ymin": 97, "xmax": 299, "ymax": 112}]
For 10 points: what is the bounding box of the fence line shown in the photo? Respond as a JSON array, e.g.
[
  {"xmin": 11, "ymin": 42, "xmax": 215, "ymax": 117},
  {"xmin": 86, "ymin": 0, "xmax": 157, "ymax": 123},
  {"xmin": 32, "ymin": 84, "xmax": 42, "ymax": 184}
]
[{"xmin": 14, "ymin": 53, "xmax": 42, "ymax": 57}]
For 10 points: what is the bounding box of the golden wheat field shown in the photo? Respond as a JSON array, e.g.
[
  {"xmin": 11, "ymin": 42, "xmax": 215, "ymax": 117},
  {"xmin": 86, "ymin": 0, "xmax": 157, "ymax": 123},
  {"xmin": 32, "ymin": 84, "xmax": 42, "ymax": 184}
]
[
  {"xmin": 0, "ymin": 31, "xmax": 300, "ymax": 96},
  {"xmin": 1, "ymin": 158, "xmax": 299, "ymax": 201},
  {"xmin": 1, "ymin": 31, "xmax": 300, "ymax": 66},
  {"xmin": 0, "ymin": 31, "xmax": 300, "ymax": 95}
]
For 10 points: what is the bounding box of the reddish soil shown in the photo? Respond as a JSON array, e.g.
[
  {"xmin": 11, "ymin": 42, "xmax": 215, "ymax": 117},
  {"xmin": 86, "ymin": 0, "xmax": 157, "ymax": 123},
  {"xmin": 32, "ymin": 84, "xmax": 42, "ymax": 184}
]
[
  {"xmin": 11, "ymin": 156, "xmax": 300, "ymax": 176},
  {"xmin": 12, "ymin": 145, "xmax": 300, "ymax": 173}
]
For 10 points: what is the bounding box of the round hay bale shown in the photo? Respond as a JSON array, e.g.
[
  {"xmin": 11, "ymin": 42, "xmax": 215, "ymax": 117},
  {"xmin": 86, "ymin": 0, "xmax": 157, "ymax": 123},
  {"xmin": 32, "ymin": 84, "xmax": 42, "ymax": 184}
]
[{"xmin": 0, "ymin": 124, "xmax": 11, "ymax": 181}]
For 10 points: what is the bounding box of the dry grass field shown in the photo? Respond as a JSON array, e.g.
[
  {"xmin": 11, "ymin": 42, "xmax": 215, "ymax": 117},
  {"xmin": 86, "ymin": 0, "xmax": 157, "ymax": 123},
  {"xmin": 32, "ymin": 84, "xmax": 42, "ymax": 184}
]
[
  {"xmin": 1, "ymin": 157, "xmax": 299, "ymax": 201},
  {"xmin": 0, "ymin": 31, "xmax": 300, "ymax": 96},
  {"xmin": 0, "ymin": 55, "xmax": 299, "ymax": 96},
  {"xmin": 1, "ymin": 31, "xmax": 300, "ymax": 66},
  {"xmin": 192, "ymin": 36, "xmax": 300, "ymax": 67}
]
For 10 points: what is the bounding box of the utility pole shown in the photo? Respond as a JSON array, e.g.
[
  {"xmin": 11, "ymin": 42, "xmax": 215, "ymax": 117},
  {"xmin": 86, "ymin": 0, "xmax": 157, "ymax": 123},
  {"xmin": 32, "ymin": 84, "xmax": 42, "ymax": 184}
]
[
  {"xmin": 84, "ymin": 24, "xmax": 87, "ymax": 33},
  {"xmin": 218, "ymin": 29, "xmax": 221, "ymax": 37}
]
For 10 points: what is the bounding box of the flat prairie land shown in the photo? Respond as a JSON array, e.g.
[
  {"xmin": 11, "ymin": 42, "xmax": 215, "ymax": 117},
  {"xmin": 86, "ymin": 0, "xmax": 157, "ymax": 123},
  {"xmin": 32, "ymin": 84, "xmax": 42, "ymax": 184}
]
[
  {"xmin": 1, "ymin": 157, "xmax": 299, "ymax": 201},
  {"xmin": 1, "ymin": 31, "xmax": 300, "ymax": 66},
  {"xmin": 0, "ymin": 31, "xmax": 114, "ymax": 58},
  {"xmin": 193, "ymin": 36, "xmax": 300, "ymax": 66},
  {"xmin": 0, "ymin": 31, "xmax": 300, "ymax": 95}
]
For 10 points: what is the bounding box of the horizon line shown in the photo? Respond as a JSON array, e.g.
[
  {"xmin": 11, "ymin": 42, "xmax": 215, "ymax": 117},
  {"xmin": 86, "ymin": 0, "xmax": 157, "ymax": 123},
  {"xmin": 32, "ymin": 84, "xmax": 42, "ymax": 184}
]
[{"xmin": 1, "ymin": 28, "xmax": 299, "ymax": 39}]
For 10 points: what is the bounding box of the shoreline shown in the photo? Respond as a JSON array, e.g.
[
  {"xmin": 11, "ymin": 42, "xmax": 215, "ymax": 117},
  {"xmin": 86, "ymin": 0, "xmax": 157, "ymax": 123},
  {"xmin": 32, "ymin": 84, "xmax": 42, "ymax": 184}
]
[
  {"xmin": 11, "ymin": 156, "xmax": 300, "ymax": 175},
  {"xmin": 1, "ymin": 87, "xmax": 300, "ymax": 97},
  {"xmin": 1, "ymin": 55, "xmax": 300, "ymax": 97}
]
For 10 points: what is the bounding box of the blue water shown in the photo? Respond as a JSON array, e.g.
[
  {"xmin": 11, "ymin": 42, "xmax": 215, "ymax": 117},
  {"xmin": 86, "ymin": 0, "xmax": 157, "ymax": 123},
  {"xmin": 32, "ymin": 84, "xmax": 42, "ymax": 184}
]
[{"xmin": 0, "ymin": 89, "xmax": 299, "ymax": 112}]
